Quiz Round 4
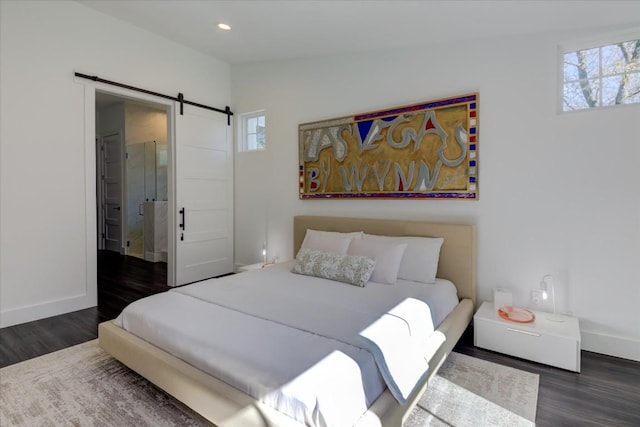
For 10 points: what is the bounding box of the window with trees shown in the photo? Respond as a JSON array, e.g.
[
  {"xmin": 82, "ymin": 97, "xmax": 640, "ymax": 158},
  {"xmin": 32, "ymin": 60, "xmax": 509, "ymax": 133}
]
[
  {"xmin": 239, "ymin": 111, "xmax": 266, "ymax": 151},
  {"xmin": 562, "ymin": 38, "xmax": 639, "ymax": 112}
]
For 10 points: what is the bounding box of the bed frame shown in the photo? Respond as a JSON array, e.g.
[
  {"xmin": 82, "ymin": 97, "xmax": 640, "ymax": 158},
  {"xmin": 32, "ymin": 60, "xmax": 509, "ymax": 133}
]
[{"xmin": 99, "ymin": 215, "xmax": 476, "ymax": 426}]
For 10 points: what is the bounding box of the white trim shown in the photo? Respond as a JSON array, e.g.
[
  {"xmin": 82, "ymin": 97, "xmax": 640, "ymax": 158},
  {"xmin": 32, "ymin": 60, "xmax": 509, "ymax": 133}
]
[
  {"xmin": 167, "ymin": 103, "xmax": 177, "ymax": 286},
  {"xmin": 581, "ymin": 329, "xmax": 640, "ymax": 362},
  {"xmin": 556, "ymin": 43, "xmax": 566, "ymax": 114},
  {"xmin": 559, "ymin": 27, "xmax": 640, "ymax": 53},
  {"xmin": 75, "ymin": 72, "xmax": 178, "ymax": 286},
  {"xmin": 0, "ymin": 294, "xmax": 95, "ymax": 328},
  {"xmin": 83, "ymin": 85, "xmax": 98, "ymax": 310}
]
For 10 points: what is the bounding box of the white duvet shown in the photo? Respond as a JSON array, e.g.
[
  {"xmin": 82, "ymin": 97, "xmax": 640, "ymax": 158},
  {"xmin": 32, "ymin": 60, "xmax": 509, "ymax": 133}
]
[{"xmin": 115, "ymin": 261, "xmax": 458, "ymax": 426}]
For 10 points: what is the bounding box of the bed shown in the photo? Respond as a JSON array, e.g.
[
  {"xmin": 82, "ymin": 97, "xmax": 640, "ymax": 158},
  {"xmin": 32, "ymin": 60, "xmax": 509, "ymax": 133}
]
[{"xmin": 99, "ymin": 215, "xmax": 476, "ymax": 426}]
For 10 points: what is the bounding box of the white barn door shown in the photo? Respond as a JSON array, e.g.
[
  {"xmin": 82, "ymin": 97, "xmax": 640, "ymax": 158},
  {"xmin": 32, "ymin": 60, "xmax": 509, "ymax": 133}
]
[{"xmin": 175, "ymin": 104, "xmax": 233, "ymax": 286}]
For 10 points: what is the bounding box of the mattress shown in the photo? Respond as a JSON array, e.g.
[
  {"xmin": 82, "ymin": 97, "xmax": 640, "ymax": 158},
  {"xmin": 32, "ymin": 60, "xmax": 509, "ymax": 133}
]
[{"xmin": 115, "ymin": 261, "xmax": 459, "ymax": 426}]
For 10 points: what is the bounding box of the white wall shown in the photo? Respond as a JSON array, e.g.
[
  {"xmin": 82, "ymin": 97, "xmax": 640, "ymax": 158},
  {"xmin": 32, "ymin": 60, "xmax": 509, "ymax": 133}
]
[
  {"xmin": 124, "ymin": 103, "xmax": 168, "ymax": 146},
  {"xmin": 232, "ymin": 33, "xmax": 640, "ymax": 360},
  {"xmin": 0, "ymin": 1, "xmax": 230, "ymax": 327}
]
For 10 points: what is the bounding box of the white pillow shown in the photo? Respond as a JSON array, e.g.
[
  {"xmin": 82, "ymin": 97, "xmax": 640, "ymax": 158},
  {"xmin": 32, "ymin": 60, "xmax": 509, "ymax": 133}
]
[
  {"xmin": 298, "ymin": 229, "xmax": 362, "ymax": 255},
  {"xmin": 299, "ymin": 232, "xmax": 352, "ymax": 256},
  {"xmin": 348, "ymin": 238, "xmax": 407, "ymax": 284},
  {"xmin": 291, "ymin": 249, "xmax": 376, "ymax": 287},
  {"xmin": 364, "ymin": 234, "xmax": 444, "ymax": 284},
  {"xmin": 302, "ymin": 229, "xmax": 364, "ymax": 242}
]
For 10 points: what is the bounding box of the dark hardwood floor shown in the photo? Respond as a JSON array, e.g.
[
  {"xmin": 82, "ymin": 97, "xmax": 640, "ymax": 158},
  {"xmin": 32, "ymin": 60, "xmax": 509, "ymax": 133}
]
[
  {"xmin": 1, "ymin": 252, "xmax": 638, "ymax": 426},
  {"xmin": 0, "ymin": 250, "xmax": 169, "ymax": 368},
  {"xmin": 454, "ymin": 328, "xmax": 640, "ymax": 426}
]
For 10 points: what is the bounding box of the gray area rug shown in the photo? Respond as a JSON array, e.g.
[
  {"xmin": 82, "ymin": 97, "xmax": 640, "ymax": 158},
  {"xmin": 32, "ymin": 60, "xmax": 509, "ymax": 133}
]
[
  {"xmin": 0, "ymin": 340, "xmax": 538, "ymax": 426},
  {"xmin": 405, "ymin": 352, "xmax": 538, "ymax": 427}
]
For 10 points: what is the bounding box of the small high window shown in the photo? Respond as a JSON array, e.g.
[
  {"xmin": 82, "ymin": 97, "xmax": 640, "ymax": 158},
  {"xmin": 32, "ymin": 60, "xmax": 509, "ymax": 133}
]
[
  {"xmin": 561, "ymin": 38, "xmax": 639, "ymax": 112},
  {"xmin": 239, "ymin": 111, "xmax": 266, "ymax": 151}
]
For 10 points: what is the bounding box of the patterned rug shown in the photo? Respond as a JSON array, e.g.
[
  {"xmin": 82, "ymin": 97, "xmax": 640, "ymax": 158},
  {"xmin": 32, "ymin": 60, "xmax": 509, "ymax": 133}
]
[
  {"xmin": 405, "ymin": 352, "xmax": 538, "ymax": 427},
  {"xmin": 0, "ymin": 340, "xmax": 538, "ymax": 426}
]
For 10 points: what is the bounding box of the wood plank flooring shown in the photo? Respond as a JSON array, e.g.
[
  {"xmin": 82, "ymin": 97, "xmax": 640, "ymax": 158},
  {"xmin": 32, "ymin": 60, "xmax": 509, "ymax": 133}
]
[
  {"xmin": 1, "ymin": 251, "xmax": 638, "ymax": 426},
  {"xmin": 454, "ymin": 328, "xmax": 640, "ymax": 426},
  {"xmin": 0, "ymin": 250, "xmax": 169, "ymax": 368}
]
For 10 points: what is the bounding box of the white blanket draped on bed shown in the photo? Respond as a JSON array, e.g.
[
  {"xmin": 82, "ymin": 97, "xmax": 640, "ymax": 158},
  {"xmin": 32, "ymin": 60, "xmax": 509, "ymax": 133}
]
[
  {"xmin": 115, "ymin": 262, "xmax": 458, "ymax": 426},
  {"xmin": 358, "ymin": 298, "xmax": 436, "ymax": 404}
]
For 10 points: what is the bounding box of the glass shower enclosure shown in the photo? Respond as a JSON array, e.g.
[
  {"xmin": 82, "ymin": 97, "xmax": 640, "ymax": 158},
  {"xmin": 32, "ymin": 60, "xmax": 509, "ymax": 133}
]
[{"xmin": 125, "ymin": 140, "xmax": 167, "ymax": 260}]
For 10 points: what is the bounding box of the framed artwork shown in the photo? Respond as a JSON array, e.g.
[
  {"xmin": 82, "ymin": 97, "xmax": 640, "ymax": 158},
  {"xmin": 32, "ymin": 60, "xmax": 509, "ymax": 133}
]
[{"xmin": 299, "ymin": 93, "xmax": 478, "ymax": 199}]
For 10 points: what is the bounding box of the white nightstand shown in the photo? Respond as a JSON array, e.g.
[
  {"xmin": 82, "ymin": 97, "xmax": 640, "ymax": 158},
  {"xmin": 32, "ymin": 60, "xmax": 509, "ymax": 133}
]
[{"xmin": 474, "ymin": 301, "xmax": 581, "ymax": 372}]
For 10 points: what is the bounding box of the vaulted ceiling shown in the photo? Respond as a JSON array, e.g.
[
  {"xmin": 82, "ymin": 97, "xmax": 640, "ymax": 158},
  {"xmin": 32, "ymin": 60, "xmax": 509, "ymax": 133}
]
[{"xmin": 78, "ymin": 1, "xmax": 640, "ymax": 64}]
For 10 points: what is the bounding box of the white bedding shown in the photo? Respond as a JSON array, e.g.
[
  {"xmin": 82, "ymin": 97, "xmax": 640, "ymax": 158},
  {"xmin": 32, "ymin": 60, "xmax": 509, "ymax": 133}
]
[{"xmin": 115, "ymin": 261, "xmax": 459, "ymax": 427}]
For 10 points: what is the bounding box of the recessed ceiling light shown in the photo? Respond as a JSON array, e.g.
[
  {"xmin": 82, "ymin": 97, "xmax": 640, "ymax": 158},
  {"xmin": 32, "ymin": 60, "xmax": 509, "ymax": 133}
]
[{"xmin": 218, "ymin": 23, "xmax": 231, "ymax": 31}]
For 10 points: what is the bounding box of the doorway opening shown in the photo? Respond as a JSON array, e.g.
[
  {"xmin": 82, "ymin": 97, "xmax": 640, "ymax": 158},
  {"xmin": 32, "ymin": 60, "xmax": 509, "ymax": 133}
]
[{"xmin": 95, "ymin": 91, "xmax": 170, "ymax": 284}]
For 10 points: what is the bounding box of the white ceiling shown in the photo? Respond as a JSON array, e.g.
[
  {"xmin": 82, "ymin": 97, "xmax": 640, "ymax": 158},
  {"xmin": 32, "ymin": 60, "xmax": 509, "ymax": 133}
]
[{"xmin": 78, "ymin": 1, "xmax": 640, "ymax": 64}]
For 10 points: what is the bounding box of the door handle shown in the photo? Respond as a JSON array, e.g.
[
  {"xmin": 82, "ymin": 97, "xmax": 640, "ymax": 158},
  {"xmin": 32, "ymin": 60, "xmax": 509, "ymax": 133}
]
[
  {"xmin": 506, "ymin": 328, "xmax": 540, "ymax": 337},
  {"xmin": 179, "ymin": 208, "xmax": 185, "ymax": 230},
  {"xmin": 139, "ymin": 204, "xmax": 144, "ymax": 216},
  {"xmin": 114, "ymin": 206, "xmax": 121, "ymax": 211}
]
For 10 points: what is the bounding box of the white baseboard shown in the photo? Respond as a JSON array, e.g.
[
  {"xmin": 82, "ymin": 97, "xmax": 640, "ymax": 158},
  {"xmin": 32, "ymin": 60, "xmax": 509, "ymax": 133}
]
[
  {"xmin": 581, "ymin": 329, "xmax": 640, "ymax": 362},
  {"xmin": 0, "ymin": 294, "xmax": 97, "ymax": 328},
  {"xmin": 144, "ymin": 250, "xmax": 167, "ymax": 263}
]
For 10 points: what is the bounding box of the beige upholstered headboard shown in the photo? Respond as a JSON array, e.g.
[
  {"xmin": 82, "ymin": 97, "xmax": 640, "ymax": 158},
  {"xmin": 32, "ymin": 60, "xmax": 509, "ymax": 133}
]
[{"xmin": 293, "ymin": 216, "xmax": 477, "ymax": 307}]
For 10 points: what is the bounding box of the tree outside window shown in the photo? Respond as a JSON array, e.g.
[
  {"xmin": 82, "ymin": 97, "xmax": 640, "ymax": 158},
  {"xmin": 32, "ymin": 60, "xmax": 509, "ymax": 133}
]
[{"xmin": 563, "ymin": 39, "xmax": 639, "ymax": 111}]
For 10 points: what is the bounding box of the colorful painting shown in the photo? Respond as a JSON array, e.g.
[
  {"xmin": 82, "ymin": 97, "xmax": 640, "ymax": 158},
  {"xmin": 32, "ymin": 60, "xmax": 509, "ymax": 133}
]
[{"xmin": 299, "ymin": 93, "xmax": 478, "ymax": 199}]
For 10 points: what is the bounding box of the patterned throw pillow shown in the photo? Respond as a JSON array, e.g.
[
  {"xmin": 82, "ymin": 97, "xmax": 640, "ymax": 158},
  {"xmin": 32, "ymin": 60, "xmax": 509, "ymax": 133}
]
[{"xmin": 292, "ymin": 249, "xmax": 376, "ymax": 287}]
